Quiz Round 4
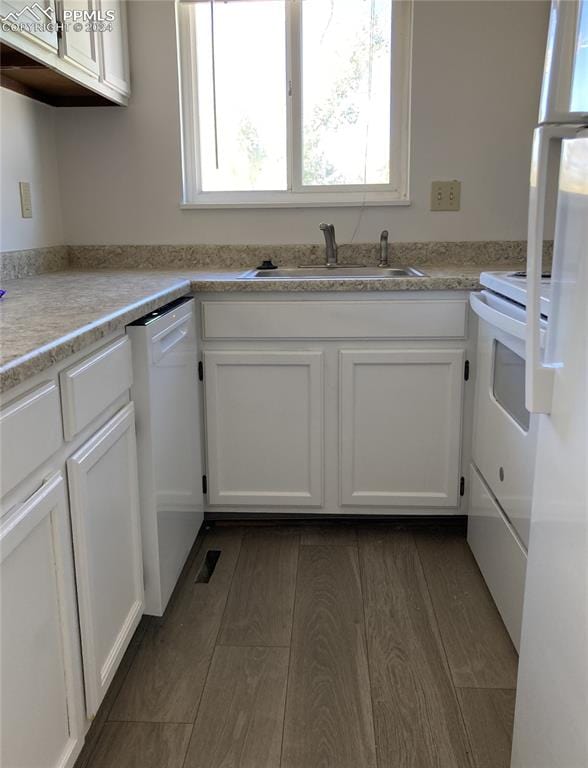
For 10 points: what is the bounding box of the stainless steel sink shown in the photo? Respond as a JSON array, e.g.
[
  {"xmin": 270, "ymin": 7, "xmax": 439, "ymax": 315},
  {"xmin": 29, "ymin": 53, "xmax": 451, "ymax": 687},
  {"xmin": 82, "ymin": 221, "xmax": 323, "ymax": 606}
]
[{"xmin": 241, "ymin": 266, "xmax": 427, "ymax": 279}]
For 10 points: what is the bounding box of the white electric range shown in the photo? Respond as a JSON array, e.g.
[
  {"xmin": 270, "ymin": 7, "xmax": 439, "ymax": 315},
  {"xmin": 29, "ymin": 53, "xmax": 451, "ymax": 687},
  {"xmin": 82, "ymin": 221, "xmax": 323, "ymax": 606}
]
[
  {"xmin": 467, "ymin": 268, "xmax": 553, "ymax": 651},
  {"xmin": 480, "ymin": 270, "xmax": 552, "ymax": 318}
]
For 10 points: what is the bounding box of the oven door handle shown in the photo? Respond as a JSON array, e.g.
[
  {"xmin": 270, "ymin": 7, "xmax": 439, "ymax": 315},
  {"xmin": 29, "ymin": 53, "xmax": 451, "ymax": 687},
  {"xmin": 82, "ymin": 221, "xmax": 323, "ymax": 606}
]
[{"xmin": 470, "ymin": 292, "xmax": 528, "ymax": 341}]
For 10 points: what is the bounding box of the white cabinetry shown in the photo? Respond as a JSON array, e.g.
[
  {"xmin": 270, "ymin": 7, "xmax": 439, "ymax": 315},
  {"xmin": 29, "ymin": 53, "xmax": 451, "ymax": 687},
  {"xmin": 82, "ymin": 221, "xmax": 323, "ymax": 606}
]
[
  {"xmin": 67, "ymin": 402, "xmax": 143, "ymax": 717},
  {"xmin": 0, "ymin": 0, "xmax": 130, "ymax": 104},
  {"xmin": 0, "ymin": 473, "xmax": 83, "ymax": 768},
  {"xmin": 0, "ymin": 380, "xmax": 62, "ymax": 496},
  {"xmin": 339, "ymin": 349, "xmax": 464, "ymax": 507},
  {"xmin": 60, "ymin": 0, "xmax": 100, "ymax": 77},
  {"xmin": 0, "ymin": 0, "xmax": 58, "ymax": 50},
  {"xmin": 201, "ymin": 295, "xmax": 469, "ymax": 516},
  {"xmin": 60, "ymin": 335, "xmax": 132, "ymax": 441},
  {"xmin": 204, "ymin": 350, "xmax": 323, "ymax": 507},
  {"xmin": 97, "ymin": 0, "xmax": 129, "ymax": 95}
]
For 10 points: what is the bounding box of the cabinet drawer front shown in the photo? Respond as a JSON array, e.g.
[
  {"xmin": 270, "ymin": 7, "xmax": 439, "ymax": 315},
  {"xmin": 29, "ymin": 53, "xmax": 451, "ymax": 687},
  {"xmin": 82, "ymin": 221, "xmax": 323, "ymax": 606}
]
[
  {"xmin": 202, "ymin": 300, "xmax": 467, "ymax": 340},
  {"xmin": 0, "ymin": 381, "xmax": 62, "ymax": 499},
  {"xmin": 60, "ymin": 336, "xmax": 132, "ymax": 440},
  {"xmin": 467, "ymin": 464, "xmax": 527, "ymax": 651}
]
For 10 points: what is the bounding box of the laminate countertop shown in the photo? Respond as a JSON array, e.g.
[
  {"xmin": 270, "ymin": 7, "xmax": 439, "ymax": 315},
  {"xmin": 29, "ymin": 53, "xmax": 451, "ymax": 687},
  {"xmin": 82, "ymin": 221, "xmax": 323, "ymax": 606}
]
[{"xmin": 0, "ymin": 264, "xmax": 507, "ymax": 393}]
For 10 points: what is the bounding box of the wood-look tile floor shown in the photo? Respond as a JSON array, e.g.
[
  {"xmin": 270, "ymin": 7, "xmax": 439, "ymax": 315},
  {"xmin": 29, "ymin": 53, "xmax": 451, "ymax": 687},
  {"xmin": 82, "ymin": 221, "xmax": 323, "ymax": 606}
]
[{"xmin": 75, "ymin": 523, "xmax": 518, "ymax": 768}]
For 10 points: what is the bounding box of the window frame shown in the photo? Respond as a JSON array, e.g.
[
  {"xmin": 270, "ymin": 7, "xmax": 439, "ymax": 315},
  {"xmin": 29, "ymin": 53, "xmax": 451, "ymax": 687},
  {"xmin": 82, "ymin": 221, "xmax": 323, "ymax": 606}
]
[{"xmin": 176, "ymin": 0, "xmax": 413, "ymax": 208}]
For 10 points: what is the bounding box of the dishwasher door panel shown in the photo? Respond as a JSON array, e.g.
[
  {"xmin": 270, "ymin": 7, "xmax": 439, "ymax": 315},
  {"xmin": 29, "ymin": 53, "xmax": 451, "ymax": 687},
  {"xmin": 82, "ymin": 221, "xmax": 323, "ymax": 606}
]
[{"xmin": 128, "ymin": 297, "xmax": 204, "ymax": 616}]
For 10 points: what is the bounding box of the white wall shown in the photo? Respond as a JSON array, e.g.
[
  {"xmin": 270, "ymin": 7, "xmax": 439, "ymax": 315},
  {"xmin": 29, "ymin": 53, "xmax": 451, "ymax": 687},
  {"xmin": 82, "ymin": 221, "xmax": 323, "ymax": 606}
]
[
  {"xmin": 0, "ymin": 89, "xmax": 64, "ymax": 252},
  {"xmin": 56, "ymin": 0, "xmax": 550, "ymax": 246}
]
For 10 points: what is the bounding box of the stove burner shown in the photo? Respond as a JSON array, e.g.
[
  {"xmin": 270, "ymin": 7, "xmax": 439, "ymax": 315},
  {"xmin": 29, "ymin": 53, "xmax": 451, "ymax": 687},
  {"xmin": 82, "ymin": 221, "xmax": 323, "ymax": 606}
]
[{"xmin": 509, "ymin": 271, "xmax": 552, "ymax": 279}]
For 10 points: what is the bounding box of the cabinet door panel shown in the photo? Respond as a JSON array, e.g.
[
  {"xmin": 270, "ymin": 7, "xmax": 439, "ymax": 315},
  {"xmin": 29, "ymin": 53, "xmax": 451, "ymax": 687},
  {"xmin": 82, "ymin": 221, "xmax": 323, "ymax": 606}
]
[
  {"xmin": 98, "ymin": 0, "xmax": 129, "ymax": 95},
  {"xmin": 60, "ymin": 0, "xmax": 100, "ymax": 77},
  {"xmin": 0, "ymin": 0, "xmax": 58, "ymax": 50},
  {"xmin": 67, "ymin": 402, "xmax": 143, "ymax": 717},
  {"xmin": 204, "ymin": 351, "xmax": 323, "ymax": 506},
  {"xmin": 340, "ymin": 349, "xmax": 464, "ymax": 507},
  {"xmin": 1, "ymin": 473, "xmax": 83, "ymax": 768}
]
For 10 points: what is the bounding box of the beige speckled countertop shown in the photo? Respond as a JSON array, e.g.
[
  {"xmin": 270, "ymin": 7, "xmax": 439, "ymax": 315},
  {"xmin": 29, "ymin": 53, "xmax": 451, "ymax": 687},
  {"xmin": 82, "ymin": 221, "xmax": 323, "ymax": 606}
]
[{"xmin": 0, "ymin": 264, "xmax": 514, "ymax": 393}]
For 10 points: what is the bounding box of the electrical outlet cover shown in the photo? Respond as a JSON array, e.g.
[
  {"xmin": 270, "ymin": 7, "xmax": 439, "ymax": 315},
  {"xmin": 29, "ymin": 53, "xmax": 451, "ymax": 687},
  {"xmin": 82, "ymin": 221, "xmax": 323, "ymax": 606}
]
[{"xmin": 431, "ymin": 180, "xmax": 461, "ymax": 212}]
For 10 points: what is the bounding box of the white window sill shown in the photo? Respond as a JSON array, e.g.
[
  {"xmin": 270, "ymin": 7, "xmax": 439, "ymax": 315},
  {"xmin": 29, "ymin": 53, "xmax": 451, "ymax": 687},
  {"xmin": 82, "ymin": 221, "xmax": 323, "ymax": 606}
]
[{"xmin": 180, "ymin": 194, "xmax": 412, "ymax": 210}]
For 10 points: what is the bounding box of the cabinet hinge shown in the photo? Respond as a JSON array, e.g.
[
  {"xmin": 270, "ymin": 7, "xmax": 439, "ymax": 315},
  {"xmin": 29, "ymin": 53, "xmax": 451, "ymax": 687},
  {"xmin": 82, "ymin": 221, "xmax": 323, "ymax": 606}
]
[
  {"xmin": 202, "ymin": 475, "xmax": 208, "ymax": 495},
  {"xmin": 464, "ymin": 360, "xmax": 470, "ymax": 381},
  {"xmin": 198, "ymin": 361, "xmax": 204, "ymax": 381},
  {"xmin": 460, "ymin": 476, "xmax": 465, "ymax": 497}
]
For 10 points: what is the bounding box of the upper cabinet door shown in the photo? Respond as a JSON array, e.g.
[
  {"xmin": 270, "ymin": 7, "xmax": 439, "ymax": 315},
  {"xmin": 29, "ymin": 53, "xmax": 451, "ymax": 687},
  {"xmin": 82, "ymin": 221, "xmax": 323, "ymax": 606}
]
[
  {"xmin": 0, "ymin": 0, "xmax": 58, "ymax": 51},
  {"xmin": 97, "ymin": 0, "xmax": 130, "ymax": 95},
  {"xmin": 1, "ymin": 473, "xmax": 83, "ymax": 768},
  {"xmin": 59, "ymin": 0, "xmax": 100, "ymax": 77},
  {"xmin": 339, "ymin": 349, "xmax": 464, "ymax": 508},
  {"xmin": 67, "ymin": 403, "xmax": 143, "ymax": 718},
  {"xmin": 204, "ymin": 350, "xmax": 324, "ymax": 507}
]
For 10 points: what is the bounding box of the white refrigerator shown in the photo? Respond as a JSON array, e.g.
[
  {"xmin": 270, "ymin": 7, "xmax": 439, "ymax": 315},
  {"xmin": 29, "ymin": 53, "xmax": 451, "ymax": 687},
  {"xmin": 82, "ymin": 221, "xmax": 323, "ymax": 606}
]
[{"xmin": 512, "ymin": 1, "xmax": 588, "ymax": 767}]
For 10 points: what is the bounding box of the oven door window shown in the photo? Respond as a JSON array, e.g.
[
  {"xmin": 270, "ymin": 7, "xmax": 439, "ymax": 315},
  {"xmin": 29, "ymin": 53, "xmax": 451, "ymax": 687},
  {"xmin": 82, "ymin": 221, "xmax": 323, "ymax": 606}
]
[{"xmin": 493, "ymin": 341, "xmax": 531, "ymax": 432}]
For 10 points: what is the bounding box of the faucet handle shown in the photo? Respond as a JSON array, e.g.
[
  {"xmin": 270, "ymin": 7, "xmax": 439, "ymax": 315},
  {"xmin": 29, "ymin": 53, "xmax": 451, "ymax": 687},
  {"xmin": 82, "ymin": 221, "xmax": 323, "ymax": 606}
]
[{"xmin": 378, "ymin": 230, "xmax": 389, "ymax": 267}]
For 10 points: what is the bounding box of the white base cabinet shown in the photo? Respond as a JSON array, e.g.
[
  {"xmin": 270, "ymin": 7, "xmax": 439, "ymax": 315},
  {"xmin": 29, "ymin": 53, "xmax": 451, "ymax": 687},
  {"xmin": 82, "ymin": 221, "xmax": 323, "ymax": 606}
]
[
  {"xmin": 1, "ymin": 331, "xmax": 155, "ymax": 765},
  {"xmin": 340, "ymin": 349, "xmax": 464, "ymax": 507},
  {"xmin": 200, "ymin": 295, "xmax": 470, "ymax": 516},
  {"xmin": 0, "ymin": 473, "xmax": 83, "ymax": 768},
  {"xmin": 67, "ymin": 402, "xmax": 143, "ymax": 717}
]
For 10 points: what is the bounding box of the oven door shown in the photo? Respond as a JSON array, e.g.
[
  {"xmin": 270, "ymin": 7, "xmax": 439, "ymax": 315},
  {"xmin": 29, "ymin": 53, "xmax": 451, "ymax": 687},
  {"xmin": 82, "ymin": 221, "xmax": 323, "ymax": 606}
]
[{"xmin": 469, "ymin": 291, "xmax": 546, "ymax": 548}]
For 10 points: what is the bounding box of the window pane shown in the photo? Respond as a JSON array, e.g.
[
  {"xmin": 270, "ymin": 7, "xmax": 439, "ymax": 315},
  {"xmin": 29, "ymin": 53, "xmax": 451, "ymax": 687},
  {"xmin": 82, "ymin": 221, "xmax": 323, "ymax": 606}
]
[
  {"xmin": 195, "ymin": 1, "xmax": 287, "ymax": 191},
  {"xmin": 570, "ymin": 0, "xmax": 588, "ymax": 113},
  {"xmin": 301, "ymin": 0, "xmax": 392, "ymax": 187}
]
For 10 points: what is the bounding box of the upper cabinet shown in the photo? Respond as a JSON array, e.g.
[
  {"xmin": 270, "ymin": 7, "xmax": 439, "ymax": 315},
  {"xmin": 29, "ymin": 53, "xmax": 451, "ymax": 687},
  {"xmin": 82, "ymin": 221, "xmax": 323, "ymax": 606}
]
[
  {"xmin": 0, "ymin": 0, "xmax": 130, "ymax": 105},
  {"xmin": 0, "ymin": 0, "xmax": 58, "ymax": 51}
]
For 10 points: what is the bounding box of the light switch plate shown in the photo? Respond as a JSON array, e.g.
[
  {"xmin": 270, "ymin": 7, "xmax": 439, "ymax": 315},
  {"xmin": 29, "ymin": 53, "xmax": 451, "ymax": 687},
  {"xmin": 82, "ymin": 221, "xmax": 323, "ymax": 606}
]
[
  {"xmin": 19, "ymin": 181, "xmax": 32, "ymax": 218},
  {"xmin": 431, "ymin": 180, "xmax": 461, "ymax": 211}
]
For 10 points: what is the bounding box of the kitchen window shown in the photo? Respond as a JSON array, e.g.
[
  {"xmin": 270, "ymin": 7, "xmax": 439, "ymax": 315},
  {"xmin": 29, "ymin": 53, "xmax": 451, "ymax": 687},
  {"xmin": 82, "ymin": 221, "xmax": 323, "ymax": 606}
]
[{"xmin": 176, "ymin": 0, "xmax": 412, "ymax": 207}]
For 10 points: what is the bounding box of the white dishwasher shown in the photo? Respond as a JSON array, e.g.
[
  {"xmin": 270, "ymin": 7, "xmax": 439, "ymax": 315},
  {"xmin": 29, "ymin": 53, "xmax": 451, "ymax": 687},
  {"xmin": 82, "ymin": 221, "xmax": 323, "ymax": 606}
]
[{"xmin": 127, "ymin": 296, "xmax": 204, "ymax": 616}]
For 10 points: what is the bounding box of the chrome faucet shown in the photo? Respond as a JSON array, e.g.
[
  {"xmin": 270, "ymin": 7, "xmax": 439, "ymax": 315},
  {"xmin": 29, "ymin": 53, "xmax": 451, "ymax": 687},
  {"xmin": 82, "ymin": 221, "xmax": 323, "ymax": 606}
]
[
  {"xmin": 378, "ymin": 230, "xmax": 389, "ymax": 267},
  {"xmin": 319, "ymin": 223, "xmax": 338, "ymax": 267}
]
